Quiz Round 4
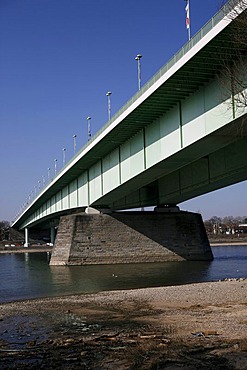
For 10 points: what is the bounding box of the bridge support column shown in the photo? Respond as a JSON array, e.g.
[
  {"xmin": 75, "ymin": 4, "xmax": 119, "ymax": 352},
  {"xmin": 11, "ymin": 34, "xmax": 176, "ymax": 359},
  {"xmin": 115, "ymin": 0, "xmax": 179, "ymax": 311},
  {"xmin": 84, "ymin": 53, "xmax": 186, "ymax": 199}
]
[
  {"xmin": 50, "ymin": 210, "xmax": 213, "ymax": 265},
  {"xmin": 24, "ymin": 227, "xmax": 29, "ymax": 248}
]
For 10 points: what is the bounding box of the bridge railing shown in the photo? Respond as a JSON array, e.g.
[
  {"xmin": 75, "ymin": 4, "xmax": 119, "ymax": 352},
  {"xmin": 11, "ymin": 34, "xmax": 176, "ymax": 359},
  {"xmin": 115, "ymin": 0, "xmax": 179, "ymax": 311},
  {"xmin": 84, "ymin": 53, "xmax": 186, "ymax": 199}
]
[{"xmin": 13, "ymin": 0, "xmax": 239, "ymax": 223}]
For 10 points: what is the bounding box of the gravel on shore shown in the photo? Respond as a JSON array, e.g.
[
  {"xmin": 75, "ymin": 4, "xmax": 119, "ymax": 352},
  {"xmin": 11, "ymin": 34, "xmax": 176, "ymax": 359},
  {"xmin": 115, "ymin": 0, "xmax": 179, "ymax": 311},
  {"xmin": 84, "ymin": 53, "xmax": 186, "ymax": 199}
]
[
  {"xmin": 1, "ymin": 279, "xmax": 247, "ymax": 338},
  {"xmin": 1, "ymin": 280, "xmax": 247, "ymax": 369},
  {"xmin": 1, "ymin": 279, "xmax": 246, "ymax": 312}
]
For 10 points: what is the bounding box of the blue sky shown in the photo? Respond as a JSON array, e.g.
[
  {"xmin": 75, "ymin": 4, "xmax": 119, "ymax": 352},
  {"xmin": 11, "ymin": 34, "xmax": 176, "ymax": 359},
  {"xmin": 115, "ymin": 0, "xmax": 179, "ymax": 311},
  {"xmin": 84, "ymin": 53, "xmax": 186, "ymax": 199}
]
[{"xmin": 0, "ymin": 0, "xmax": 246, "ymax": 222}]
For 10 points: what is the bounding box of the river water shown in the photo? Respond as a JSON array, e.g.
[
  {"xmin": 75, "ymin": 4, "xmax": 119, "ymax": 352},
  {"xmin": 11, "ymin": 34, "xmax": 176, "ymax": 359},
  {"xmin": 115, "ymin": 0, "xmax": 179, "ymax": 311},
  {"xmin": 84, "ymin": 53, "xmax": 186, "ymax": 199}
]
[{"xmin": 0, "ymin": 246, "xmax": 246, "ymax": 303}]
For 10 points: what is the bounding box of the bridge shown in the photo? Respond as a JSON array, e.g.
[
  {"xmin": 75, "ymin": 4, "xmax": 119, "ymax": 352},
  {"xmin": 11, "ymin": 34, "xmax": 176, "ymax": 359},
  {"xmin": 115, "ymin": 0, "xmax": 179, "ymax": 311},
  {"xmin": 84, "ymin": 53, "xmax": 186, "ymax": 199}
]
[{"xmin": 12, "ymin": 1, "xmax": 247, "ymax": 264}]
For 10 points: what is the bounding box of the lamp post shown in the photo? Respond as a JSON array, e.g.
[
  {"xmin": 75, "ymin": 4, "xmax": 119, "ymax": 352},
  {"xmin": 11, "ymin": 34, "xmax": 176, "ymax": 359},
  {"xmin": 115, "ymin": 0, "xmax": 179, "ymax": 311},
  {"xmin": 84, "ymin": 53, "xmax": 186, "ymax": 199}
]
[
  {"xmin": 135, "ymin": 54, "xmax": 142, "ymax": 90},
  {"xmin": 54, "ymin": 159, "xmax": 57, "ymax": 175},
  {"xmin": 48, "ymin": 167, "xmax": 51, "ymax": 181},
  {"xmin": 106, "ymin": 91, "xmax": 112, "ymax": 120},
  {"xmin": 87, "ymin": 116, "xmax": 91, "ymax": 141},
  {"xmin": 73, "ymin": 134, "xmax": 77, "ymax": 155},
  {"xmin": 62, "ymin": 148, "xmax": 66, "ymax": 166}
]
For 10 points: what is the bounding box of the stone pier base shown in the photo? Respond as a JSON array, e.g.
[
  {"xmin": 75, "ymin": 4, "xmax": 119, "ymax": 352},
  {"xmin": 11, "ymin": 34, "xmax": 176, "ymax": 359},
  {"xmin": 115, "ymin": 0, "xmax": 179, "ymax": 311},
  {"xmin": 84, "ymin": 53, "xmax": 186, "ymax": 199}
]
[{"xmin": 49, "ymin": 210, "xmax": 213, "ymax": 265}]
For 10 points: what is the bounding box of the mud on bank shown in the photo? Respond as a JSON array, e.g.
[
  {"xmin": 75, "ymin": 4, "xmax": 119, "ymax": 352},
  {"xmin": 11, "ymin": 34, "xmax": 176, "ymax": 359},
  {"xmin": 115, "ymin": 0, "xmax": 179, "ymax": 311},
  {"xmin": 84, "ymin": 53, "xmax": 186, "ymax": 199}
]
[{"xmin": 0, "ymin": 281, "xmax": 247, "ymax": 369}]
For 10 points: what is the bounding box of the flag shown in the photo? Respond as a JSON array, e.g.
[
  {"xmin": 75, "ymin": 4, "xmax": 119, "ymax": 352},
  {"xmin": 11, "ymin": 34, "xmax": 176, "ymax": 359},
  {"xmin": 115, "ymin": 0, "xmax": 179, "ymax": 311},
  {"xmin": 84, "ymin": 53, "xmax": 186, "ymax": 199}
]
[{"xmin": 185, "ymin": 1, "xmax": 190, "ymax": 30}]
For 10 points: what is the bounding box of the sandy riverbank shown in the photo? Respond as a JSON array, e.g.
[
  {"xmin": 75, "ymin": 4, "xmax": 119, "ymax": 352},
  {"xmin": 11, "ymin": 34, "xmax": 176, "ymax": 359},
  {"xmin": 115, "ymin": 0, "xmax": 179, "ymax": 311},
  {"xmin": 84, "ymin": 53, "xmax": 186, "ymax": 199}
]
[
  {"xmin": 0, "ymin": 246, "xmax": 52, "ymax": 254},
  {"xmin": 210, "ymin": 241, "xmax": 247, "ymax": 246},
  {"xmin": 210, "ymin": 242, "xmax": 247, "ymax": 247},
  {"xmin": 0, "ymin": 241, "xmax": 247, "ymax": 255},
  {"xmin": 1, "ymin": 280, "xmax": 247, "ymax": 369}
]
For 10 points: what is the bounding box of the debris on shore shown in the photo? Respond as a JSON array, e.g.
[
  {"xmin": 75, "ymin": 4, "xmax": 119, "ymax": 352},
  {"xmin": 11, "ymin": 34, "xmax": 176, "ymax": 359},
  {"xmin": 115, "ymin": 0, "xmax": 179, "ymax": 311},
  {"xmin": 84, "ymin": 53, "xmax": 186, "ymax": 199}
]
[{"xmin": 0, "ymin": 280, "xmax": 247, "ymax": 369}]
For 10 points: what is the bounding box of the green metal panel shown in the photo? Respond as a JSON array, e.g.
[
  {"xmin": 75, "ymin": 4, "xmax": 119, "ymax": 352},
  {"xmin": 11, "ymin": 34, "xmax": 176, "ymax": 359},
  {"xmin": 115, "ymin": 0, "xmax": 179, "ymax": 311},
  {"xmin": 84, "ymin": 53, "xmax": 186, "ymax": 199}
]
[
  {"xmin": 51, "ymin": 196, "xmax": 56, "ymax": 214},
  {"xmin": 158, "ymin": 172, "xmax": 180, "ymax": 201},
  {"xmin": 180, "ymin": 158, "xmax": 209, "ymax": 192},
  {"xmin": 210, "ymin": 137, "xmax": 247, "ymax": 182},
  {"xmin": 69, "ymin": 179, "xmax": 78, "ymax": 208},
  {"xmin": 145, "ymin": 119, "xmax": 161, "ymax": 168},
  {"xmin": 62, "ymin": 186, "xmax": 69, "ymax": 210},
  {"xmin": 46, "ymin": 199, "xmax": 51, "ymax": 215},
  {"xmin": 210, "ymin": 149, "xmax": 226, "ymax": 181},
  {"xmin": 78, "ymin": 172, "xmax": 88, "ymax": 207},
  {"xmin": 89, "ymin": 161, "xmax": 102, "ymax": 203},
  {"xmin": 41, "ymin": 204, "xmax": 46, "ymax": 218},
  {"xmin": 120, "ymin": 131, "xmax": 144, "ymax": 183},
  {"xmin": 204, "ymin": 79, "xmax": 232, "ymax": 134},
  {"xmin": 130, "ymin": 132, "xmax": 145, "ymax": 176},
  {"xmin": 182, "ymin": 89, "xmax": 206, "ymax": 147},
  {"xmin": 146, "ymin": 105, "xmax": 181, "ymax": 168},
  {"xmin": 160, "ymin": 105, "xmax": 181, "ymax": 157},
  {"xmin": 56, "ymin": 191, "xmax": 62, "ymax": 212},
  {"xmin": 37, "ymin": 207, "xmax": 41, "ymax": 219},
  {"xmin": 120, "ymin": 141, "xmax": 131, "ymax": 183},
  {"xmin": 102, "ymin": 148, "xmax": 120, "ymax": 194},
  {"xmin": 35, "ymin": 209, "xmax": 40, "ymax": 221}
]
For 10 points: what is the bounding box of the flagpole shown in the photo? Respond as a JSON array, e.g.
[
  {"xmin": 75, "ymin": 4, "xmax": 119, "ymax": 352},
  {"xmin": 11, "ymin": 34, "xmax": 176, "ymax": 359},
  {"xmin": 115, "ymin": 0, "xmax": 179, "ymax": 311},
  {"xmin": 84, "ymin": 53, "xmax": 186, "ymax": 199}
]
[
  {"xmin": 185, "ymin": 0, "xmax": 191, "ymax": 41},
  {"xmin": 188, "ymin": 0, "xmax": 191, "ymax": 40}
]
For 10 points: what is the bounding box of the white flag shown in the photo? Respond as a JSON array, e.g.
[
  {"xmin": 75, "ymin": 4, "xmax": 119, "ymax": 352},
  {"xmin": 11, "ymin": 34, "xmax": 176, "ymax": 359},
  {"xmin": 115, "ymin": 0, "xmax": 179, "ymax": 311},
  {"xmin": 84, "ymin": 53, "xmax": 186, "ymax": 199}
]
[{"xmin": 185, "ymin": 2, "xmax": 190, "ymax": 30}]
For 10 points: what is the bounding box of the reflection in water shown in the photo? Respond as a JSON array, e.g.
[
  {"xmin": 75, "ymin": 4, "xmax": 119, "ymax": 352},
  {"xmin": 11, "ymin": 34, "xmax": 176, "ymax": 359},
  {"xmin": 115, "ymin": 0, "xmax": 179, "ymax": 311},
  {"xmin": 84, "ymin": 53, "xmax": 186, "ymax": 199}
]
[
  {"xmin": 24, "ymin": 253, "xmax": 29, "ymax": 264},
  {"xmin": 0, "ymin": 246, "xmax": 246, "ymax": 303},
  {"xmin": 49, "ymin": 266, "xmax": 73, "ymax": 289},
  {"xmin": 50, "ymin": 260, "xmax": 214, "ymax": 295}
]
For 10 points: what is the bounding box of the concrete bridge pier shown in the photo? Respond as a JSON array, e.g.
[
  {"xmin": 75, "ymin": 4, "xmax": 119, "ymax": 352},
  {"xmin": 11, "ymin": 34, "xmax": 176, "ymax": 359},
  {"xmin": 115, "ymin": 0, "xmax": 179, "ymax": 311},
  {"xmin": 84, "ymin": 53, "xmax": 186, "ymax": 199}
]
[
  {"xmin": 49, "ymin": 208, "xmax": 213, "ymax": 266},
  {"xmin": 24, "ymin": 227, "xmax": 29, "ymax": 248}
]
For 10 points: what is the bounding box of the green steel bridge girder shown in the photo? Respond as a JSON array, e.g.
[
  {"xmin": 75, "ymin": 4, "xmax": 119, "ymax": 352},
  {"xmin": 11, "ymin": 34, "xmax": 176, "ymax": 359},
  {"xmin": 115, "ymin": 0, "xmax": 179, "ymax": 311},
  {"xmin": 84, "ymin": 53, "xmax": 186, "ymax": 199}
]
[{"xmin": 108, "ymin": 115, "xmax": 247, "ymax": 210}]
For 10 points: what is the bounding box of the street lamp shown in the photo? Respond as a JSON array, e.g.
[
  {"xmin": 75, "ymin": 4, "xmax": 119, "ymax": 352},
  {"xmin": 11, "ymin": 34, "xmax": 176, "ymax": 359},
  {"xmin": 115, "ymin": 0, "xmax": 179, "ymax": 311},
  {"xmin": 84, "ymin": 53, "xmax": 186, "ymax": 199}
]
[
  {"xmin": 48, "ymin": 167, "xmax": 51, "ymax": 181},
  {"xmin": 87, "ymin": 116, "xmax": 91, "ymax": 141},
  {"xmin": 62, "ymin": 148, "xmax": 66, "ymax": 166},
  {"xmin": 106, "ymin": 91, "xmax": 112, "ymax": 120},
  {"xmin": 54, "ymin": 159, "xmax": 57, "ymax": 175},
  {"xmin": 73, "ymin": 134, "xmax": 77, "ymax": 155},
  {"xmin": 135, "ymin": 54, "xmax": 142, "ymax": 90}
]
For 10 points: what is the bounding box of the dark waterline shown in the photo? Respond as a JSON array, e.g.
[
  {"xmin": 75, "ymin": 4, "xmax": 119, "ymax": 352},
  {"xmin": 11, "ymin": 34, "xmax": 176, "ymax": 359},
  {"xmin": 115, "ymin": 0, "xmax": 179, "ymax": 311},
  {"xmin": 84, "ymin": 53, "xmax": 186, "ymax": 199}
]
[{"xmin": 0, "ymin": 246, "xmax": 246, "ymax": 303}]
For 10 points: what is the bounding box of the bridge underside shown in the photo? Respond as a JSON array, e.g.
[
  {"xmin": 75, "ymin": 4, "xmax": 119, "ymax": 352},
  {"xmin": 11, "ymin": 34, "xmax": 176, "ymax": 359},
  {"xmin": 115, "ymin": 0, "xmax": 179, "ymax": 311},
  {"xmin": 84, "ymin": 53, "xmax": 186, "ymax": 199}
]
[
  {"xmin": 17, "ymin": 113, "xmax": 247, "ymax": 262},
  {"xmin": 95, "ymin": 114, "xmax": 247, "ymax": 211}
]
